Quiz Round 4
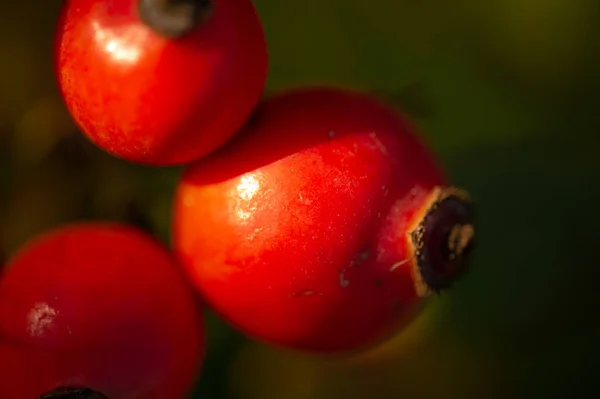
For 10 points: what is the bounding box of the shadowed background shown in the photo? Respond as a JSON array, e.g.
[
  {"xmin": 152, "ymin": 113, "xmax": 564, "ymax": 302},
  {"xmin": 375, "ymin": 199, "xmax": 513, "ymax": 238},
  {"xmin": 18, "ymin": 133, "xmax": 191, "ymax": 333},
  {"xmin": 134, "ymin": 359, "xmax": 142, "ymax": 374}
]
[{"xmin": 1, "ymin": 1, "xmax": 599, "ymax": 398}]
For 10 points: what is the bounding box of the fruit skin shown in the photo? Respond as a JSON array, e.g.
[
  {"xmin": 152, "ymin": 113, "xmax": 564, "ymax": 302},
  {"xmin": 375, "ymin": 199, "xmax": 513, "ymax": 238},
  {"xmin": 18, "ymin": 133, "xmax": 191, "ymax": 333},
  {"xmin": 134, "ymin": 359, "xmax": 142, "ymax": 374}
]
[
  {"xmin": 172, "ymin": 86, "xmax": 448, "ymax": 353},
  {"xmin": 54, "ymin": 0, "xmax": 268, "ymax": 166},
  {"xmin": 0, "ymin": 223, "xmax": 204, "ymax": 399}
]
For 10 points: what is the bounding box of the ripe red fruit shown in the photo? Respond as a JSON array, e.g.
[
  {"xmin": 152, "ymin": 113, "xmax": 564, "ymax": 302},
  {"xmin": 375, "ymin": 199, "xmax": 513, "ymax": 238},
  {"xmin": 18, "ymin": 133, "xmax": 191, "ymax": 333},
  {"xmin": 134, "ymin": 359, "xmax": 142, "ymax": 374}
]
[
  {"xmin": 0, "ymin": 223, "xmax": 204, "ymax": 399},
  {"xmin": 172, "ymin": 86, "xmax": 475, "ymax": 353},
  {"xmin": 54, "ymin": 0, "xmax": 268, "ymax": 165}
]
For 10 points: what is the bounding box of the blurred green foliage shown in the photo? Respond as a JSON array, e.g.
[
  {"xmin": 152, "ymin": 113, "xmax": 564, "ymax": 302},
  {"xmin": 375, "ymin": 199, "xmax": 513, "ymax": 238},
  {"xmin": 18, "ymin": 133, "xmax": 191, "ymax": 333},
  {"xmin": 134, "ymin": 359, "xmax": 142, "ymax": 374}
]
[{"xmin": 1, "ymin": 1, "xmax": 599, "ymax": 398}]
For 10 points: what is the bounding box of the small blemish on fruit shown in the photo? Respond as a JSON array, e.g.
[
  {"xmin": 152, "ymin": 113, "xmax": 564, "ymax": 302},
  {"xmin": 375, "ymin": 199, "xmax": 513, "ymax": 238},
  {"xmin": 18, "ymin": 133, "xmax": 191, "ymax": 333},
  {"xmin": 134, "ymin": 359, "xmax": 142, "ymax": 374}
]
[
  {"xmin": 293, "ymin": 289, "xmax": 323, "ymax": 297},
  {"xmin": 339, "ymin": 272, "xmax": 349, "ymax": 288},
  {"xmin": 350, "ymin": 250, "xmax": 369, "ymax": 267},
  {"xmin": 27, "ymin": 302, "xmax": 58, "ymax": 337},
  {"xmin": 299, "ymin": 192, "xmax": 312, "ymax": 205},
  {"xmin": 369, "ymin": 132, "xmax": 388, "ymax": 155},
  {"xmin": 390, "ymin": 259, "xmax": 409, "ymax": 272},
  {"xmin": 328, "ymin": 131, "xmax": 335, "ymax": 138},
  {"xmin": 38, "ymin": 386, "xmax": 109, "ymax": 399},
  {"xmin": 375, "ymin": 279, "xmax": 383, "ymax": 287}
]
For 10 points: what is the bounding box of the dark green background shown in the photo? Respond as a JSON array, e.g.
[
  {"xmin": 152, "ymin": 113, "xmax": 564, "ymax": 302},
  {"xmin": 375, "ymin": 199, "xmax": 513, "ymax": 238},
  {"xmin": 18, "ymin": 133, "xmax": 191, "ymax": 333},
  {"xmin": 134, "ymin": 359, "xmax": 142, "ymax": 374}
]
[{"xmin": 1, "ymin": 1, "xmax": 599, "ymax": 398}]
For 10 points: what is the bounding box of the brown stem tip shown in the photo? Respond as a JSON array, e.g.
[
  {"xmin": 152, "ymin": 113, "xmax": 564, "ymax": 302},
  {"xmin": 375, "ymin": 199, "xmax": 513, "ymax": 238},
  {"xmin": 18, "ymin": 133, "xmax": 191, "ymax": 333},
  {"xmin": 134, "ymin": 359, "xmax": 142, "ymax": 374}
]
[
  {"xmin": 37, "ymin": 387, "xmax": 109, "ymax": 399},
  {"xmin": 138, "ymin": 0, "xmax": 213, "ymax": 38},
  {"xmin": 408, "ymin": 187, "xmax": 475, "ymax": 296}
]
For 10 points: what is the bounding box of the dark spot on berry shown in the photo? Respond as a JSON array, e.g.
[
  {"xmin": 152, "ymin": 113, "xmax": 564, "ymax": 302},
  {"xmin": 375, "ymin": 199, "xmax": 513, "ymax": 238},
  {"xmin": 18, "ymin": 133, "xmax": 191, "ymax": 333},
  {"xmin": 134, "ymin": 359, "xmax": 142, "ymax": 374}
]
[
  {"xmin": 37, "ymin": 386, "xmax": 109, "ymax": 399},
  {"xmin": 292, "ymin": 289, "xmax": 323, "ymax": 297},
  {"xmin": 350, "ymin": 249, "xmax": 370, "ymax": 267}
]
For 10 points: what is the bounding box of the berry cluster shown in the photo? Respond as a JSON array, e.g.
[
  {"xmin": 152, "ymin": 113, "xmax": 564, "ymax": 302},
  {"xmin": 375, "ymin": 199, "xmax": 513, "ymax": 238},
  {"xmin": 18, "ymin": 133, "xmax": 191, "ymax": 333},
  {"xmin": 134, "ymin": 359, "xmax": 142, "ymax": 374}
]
[{"xmin": 1, "ymin": 1, "xmax": 476, "ymax": 398}]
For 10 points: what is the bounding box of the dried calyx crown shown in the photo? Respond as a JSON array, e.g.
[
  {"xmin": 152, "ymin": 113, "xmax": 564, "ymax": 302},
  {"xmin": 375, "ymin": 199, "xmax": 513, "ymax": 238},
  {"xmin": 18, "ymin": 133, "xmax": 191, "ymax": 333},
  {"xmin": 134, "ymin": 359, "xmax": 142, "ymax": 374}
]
[
  {"xmin": 138, "ymin": 0, "xmax": 214, "ymax": 38},
  {"xmin": 37, "ymin": 386, "xmax": 109, "ymax": 399},
  {"xmin": 409, "ymin": 187, "xmax": 475, "ymax": 296}
]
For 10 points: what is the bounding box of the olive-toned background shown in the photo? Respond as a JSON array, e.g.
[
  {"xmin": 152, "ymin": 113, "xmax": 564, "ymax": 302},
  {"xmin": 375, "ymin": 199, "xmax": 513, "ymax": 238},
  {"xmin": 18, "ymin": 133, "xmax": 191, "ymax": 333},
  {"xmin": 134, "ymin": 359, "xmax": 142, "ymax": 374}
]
[{"xmin": 1, "ymin": 1, "xmax": 599, "ymax": 398}]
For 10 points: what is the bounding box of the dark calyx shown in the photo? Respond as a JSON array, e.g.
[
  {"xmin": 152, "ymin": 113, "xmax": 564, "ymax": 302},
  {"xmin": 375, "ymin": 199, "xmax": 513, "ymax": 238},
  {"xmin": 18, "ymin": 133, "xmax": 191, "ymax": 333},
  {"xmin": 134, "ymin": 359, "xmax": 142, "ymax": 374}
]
[
  {"xmin": 37, "ymin": 386, "xmax": 109, "ymax": 399},
  {"xmin": 411, "ymin": 189, "xmax": 475, "ymax": 292},
  {"xmin": 138, "ymin": 0, "xmax": 213, "ymax": 38}
]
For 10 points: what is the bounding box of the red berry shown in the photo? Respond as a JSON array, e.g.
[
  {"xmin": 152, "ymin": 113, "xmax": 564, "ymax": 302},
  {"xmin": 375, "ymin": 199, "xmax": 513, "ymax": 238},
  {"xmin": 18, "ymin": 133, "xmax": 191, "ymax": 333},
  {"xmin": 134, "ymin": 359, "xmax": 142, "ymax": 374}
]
[
  {"xmin": 54, "ymin": 0, "xmax": 268, "ymax": 165},
  {"xmin": 172, "ymin": 86, "xmax": 475, "ymax": 353},
  {"xmin": 0, "ymin": 223, "xmax": 204, "ymax": 399}
]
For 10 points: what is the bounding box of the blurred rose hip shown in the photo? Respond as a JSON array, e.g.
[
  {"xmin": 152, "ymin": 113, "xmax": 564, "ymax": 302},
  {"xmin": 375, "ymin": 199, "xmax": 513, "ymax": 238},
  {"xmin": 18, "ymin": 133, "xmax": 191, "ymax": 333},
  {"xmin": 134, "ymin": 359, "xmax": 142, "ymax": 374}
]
[
  {"xmin": 54, "ymin": 0, "xmax": 268, "ymax": 165},
  {"xmin": 0, "ymin": 223, "xmax": 204, "ymax": 399}
]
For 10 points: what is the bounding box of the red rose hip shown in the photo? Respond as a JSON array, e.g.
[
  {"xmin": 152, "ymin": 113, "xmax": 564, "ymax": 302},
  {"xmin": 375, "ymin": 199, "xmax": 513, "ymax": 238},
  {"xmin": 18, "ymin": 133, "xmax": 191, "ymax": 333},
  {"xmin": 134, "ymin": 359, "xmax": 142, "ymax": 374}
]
[
  {"xmin": 0, "ymin": 223, "xmax": 204, "ymax": 399},
  {"xmin": 172, "ymin": 86, "xmax": 475, "ymax": 353},
  {"xmin": 54, "ymin": 0, "xmax": 268, "ymax": 165}
]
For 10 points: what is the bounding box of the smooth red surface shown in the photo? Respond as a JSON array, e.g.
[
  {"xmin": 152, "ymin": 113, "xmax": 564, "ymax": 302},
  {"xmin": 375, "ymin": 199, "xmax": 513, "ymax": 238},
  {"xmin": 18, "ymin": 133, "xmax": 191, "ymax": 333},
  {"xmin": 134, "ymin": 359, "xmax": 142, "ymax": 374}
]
[
  {"xmin": 55, "ymin": 0, "xmax": 268, "ymax": 165},
  {"xmin": 172, "ymin": 86, "xmax": 446, "ymax": 353},
  {"xmin": 0, "ymin": 223, "xmax": 204, "ymax": 399}
]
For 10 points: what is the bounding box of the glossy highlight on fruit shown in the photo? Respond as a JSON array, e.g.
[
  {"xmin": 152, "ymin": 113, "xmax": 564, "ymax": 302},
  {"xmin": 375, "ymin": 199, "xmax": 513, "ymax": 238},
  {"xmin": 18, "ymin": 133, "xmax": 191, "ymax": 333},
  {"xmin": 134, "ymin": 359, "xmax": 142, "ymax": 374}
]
[
  {"xmin": 54, "ymin": 0, "xmax": 268, "ymax": 165},
  {"xmin": 0, "ymin": 223, "xmax": 204, "ymax": 399},
  {"xmin": 172, "ymin": 86, "xmax": 475, "ymax": 353}
]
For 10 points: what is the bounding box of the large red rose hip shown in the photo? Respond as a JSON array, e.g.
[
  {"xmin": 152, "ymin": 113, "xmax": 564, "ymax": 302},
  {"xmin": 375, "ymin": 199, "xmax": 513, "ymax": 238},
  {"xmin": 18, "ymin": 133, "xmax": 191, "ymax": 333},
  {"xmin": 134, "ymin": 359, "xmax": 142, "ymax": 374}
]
[
  {"xmin": 172, "ymin": 86, "xmax": 475, "ymax": 353},
  {"xmin": 54, "ymin": 0, "xmax": 268, "ymax": 165},
  {"xmin": 0, "ymin": 223, "xmax": 204, "ymax": 399}
]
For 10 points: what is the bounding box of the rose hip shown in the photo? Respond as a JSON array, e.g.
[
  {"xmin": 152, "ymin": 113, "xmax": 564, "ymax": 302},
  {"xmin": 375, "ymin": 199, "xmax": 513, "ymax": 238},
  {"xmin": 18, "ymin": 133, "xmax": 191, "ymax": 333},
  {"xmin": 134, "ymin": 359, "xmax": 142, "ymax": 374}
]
[{"xmin": 172, "ymin": 86, "xmax": 475, "ymax": 353}]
